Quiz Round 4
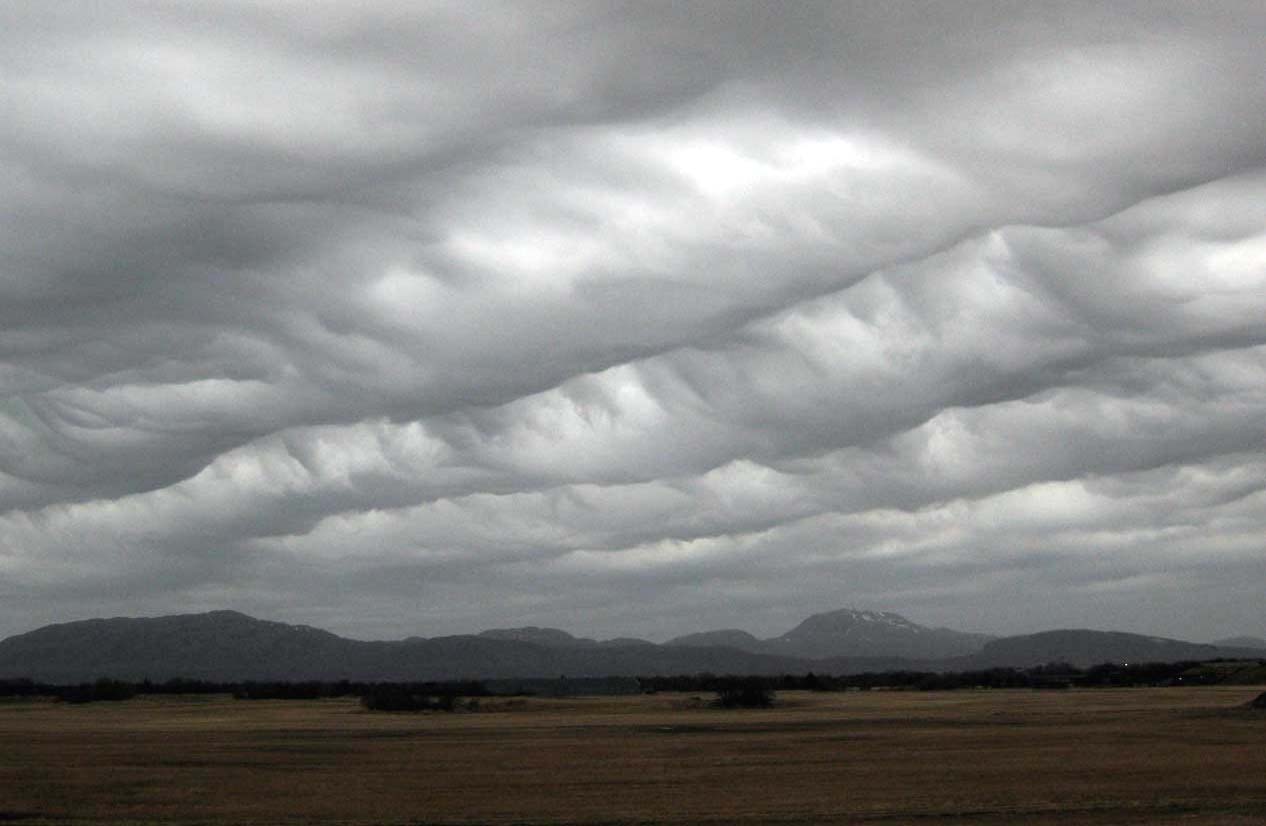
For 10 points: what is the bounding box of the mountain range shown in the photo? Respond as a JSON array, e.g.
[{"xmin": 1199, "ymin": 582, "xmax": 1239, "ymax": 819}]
[
  {"xmin": 666, "ymin": 609, "xmax": 992, "ymax": 660},
  {"xmin": 0, "ymin": 608, "xmax": 1261, "ymax": 683}
]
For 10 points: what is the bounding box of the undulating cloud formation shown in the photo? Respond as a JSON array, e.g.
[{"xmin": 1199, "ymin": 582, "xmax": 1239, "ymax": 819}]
[{"xmin": 2, "ymin": 1, "xmax": 1265, "ymax": 642}]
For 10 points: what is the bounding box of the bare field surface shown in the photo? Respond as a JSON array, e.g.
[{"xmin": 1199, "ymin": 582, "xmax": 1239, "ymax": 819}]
[{"xmin": 2, "ymin": 686, "xmax": 1265, "ymax": 825}]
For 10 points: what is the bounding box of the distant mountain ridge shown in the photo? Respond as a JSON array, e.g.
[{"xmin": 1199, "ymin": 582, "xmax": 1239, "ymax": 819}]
[
  {"xmin": 475, "ymin": 627, "xmax": 655, "ymax": 649},
  {"xmin": 667, "ymin": 608, "xmax": 993, "ymax": 660},
  {"xmin": 0, "ymin": 608, "xmax": 1261, "ymax": 683},
  {"xmin": 960, "ymin": 629, "xmax": 1256, "ymax": 669},
  {"xmin": 0, "ymin": 611, "xmax": 816, "ymax": 683},
  {"xmin": 1211, "ymin": 635, "xmax": 1266, "ymax": 651}
]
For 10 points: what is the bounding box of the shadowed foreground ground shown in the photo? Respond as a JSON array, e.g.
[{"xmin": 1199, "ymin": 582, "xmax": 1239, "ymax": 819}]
[{"xmin": 2, "ymin": 686, "xmax": 1265, "ymax": 825}]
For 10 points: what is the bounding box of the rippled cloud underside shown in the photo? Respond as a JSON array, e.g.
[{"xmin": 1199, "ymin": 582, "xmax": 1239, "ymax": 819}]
[{"xmin": 2, "ymin": 1, "xmax": 1265, "ymax": 641}]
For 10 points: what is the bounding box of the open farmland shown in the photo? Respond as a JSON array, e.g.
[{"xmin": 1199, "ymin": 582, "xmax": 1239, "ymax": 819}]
[{"xmin": 2, "ymin": 686, "xmax": 1265, "ymax": 825}]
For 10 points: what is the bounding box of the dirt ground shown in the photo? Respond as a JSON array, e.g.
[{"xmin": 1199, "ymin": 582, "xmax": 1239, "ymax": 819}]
[{"xmin": 2, "ymin": 685, "xmax": 1265, "ymax": 825}]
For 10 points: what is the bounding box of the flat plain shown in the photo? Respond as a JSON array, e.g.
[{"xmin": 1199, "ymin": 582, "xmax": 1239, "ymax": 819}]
[{"xmin": 2, "ymin": 686, "xmax": 1264, "ymax": 825}]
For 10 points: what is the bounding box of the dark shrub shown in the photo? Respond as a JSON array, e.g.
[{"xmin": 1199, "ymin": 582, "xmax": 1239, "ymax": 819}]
[
  {"xmin": 233, "ymin": 681, "xmax": 327, "ymax": 700},
  {"xmin": 712, "ymin": 677, "xmax": 775, "ymax": 708},
  {"xmin": 361, "ymin": 686, "xmax": 463, "ymax": 712}
]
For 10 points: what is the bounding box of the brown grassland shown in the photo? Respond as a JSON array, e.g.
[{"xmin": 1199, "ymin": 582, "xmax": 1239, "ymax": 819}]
[{"xmin": 2, "ymin": 685, "xmax": 1265, "ymax": 825}]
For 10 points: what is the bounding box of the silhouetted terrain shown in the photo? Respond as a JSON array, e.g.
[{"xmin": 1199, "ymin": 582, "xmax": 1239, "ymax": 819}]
[
  {"xmin": 668, "ymin": 608, "xmax": 992, "ymax": 660},
  {"xmin": 1212, "ymin": 635, "xmax": 1266, "ymax": 651},
  {"xmin": 0, "ymin": 611, "xmax": 818, "ymax": 682},
  {"xmin": 1, "ymin": 609, "xmax": 1261, "ymax": 682},
  {"xmin": 956, "ymin": 629, "xmax": 1266, "ymax": 669}
]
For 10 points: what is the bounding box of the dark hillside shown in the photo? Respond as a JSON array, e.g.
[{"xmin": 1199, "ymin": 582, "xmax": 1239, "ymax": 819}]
[
  {"xmin": 962, "ymin": 630, "xmax": 1244, "ymax": 669},
  {"xmin": 3, "ymin": 610, "xmax": 1258, "ymax": 683},
  {"xmin": 0, "ymin": 611, "xmax": 829, "ymax": 682}
]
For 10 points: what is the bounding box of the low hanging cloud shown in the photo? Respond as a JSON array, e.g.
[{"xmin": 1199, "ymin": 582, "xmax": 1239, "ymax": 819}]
[{"xmin": 2, "ymin": 1, "xmax": 1265, "ymax": 642}]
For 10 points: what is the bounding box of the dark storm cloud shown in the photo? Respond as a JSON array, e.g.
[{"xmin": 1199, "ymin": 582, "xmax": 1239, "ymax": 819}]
[{"xmin": 2, "ymin": 1, "xmax": 1265, "ymax": 642}]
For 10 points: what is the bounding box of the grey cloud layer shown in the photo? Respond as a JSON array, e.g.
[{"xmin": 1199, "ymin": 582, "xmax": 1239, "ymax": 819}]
[{"xmin": 2, "ymin": 2, "xmax": 1265, "ymax": 641}]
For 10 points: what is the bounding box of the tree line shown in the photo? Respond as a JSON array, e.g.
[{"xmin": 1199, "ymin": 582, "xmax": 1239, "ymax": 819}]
[
  {"xmin": 636, "ymin": 658, "xmax": 1265, "ymax": 694},
  {"xmin": 2, "ymin": 657, "xmax": 1260, "ymax": 706},
  {"xmin": 0, "ymin": 677, "xmax": 493, "ymax": 705}
]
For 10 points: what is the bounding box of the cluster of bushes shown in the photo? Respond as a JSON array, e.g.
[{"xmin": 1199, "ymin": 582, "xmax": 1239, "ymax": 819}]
[
  {"xmin": 360, "ymin": 685, "xmax": 485, "ymax": 712},
  {"xmin": 483, "ymin": 676, "xmax": 641, "ymax": 697},
  {"xmin": 635, "ymin": 674, "xmax": 777, "ymax": 707},
  {"xmin": 233, "ymin": 681, "xmax": 356, "ymax": 700},
  {"xmin": 711, "ymin": 677, "xmax": 776, "ymax": 708},
  {"xmin": 0, "ymin": 677, "xmax": 136, "ymax": 703},
  {"xmin": 0, "ymin": 678, "xmax": 41, "ymax": 697}
]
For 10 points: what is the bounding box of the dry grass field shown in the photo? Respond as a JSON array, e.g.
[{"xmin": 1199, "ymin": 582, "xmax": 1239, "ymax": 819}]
[{"xmin": 2, "ymin": 686, "xmax": 1265, "ymax": 825}]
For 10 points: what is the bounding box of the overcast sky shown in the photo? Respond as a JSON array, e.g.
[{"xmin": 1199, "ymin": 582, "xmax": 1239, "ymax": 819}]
[{"xmin": 2, "ymin": 1, "xmax": 1265, "ymax": 644}]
